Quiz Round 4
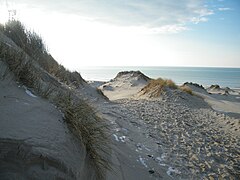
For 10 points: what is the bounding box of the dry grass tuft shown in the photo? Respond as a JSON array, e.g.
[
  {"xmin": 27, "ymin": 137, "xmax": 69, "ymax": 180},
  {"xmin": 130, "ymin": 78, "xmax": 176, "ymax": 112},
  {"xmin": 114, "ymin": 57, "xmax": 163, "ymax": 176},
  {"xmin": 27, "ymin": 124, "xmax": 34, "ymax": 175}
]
[
  {"xmin": 141, "ymin": 78, "xmax": 177, "ymax": 97},
  {"xmin": 55, "ymin": 93, "xmax": 111, "ymax": 179},
  {"xmin": 141, "ymin": 78, "xmax": 194, "ymax": 97},
  {"xmin": 179, "ymin": 85, "xmax": 193, "ymax": 95}
]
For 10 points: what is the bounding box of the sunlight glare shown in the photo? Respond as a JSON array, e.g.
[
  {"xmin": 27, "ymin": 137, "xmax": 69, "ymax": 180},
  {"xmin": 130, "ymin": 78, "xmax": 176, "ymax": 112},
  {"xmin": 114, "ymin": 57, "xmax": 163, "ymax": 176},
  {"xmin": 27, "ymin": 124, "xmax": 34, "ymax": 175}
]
[
  {"xmin": 16, "ymin": 8, "xmax": 180, "ymax": 69},
  {"xmin": 0, "ymin": 7, "xmax": 9, "ymax": 24}
]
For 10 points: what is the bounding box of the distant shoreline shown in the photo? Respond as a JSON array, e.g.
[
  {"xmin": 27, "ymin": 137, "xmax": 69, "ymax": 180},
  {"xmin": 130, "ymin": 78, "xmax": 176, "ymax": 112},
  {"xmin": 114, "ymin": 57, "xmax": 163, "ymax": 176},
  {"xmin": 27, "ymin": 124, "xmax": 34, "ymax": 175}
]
[
  {"xmin": 88, "ymin": 80, "xmax": 240, "ymax": 91},
  {"xmin": 82, "ymin": 67, "xmax": 240, "ymax": 88}
]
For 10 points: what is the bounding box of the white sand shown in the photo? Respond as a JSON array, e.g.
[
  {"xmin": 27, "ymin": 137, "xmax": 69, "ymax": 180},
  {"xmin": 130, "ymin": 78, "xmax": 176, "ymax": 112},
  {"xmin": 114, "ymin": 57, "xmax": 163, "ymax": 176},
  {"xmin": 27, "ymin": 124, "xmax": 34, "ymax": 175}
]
[
  {"xmin": 99, "ymin": 71, "xmax": 150, "ymax": 100},
  {"xmin": 93, "ymin": 74, "xmax": 240, "ymax": 179},
  {"xmin": 189, "ymin": 84, "xmax": 240, "ymax": 116}
]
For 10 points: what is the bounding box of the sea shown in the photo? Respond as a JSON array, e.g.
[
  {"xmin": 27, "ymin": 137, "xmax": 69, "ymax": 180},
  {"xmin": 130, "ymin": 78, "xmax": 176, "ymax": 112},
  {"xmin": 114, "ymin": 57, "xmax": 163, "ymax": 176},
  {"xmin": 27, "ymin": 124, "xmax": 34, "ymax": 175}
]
[{"xmin": 78, "ymin": 66, "xmax": 240, "ymax": 88}]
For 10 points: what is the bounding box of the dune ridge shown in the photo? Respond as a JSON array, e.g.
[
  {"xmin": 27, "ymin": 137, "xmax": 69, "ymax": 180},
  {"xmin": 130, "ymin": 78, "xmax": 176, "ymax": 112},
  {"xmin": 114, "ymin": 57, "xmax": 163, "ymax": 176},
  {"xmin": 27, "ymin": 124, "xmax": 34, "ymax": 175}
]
[
  {"xmin": 0, "ymin": 21, "xmax": 110, "ymax": 180},
  {"xmin": 98, "ymin": 71, "xmax": 240, "ymax": 179}
]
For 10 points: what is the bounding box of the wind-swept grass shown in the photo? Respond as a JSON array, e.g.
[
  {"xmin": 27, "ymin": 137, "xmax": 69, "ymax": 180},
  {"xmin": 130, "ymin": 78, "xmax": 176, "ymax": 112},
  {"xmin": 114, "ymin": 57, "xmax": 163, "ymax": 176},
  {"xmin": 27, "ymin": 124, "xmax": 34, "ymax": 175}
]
[
  {"xmin": 179, "ymin": 85, "xmax": 193, "ymax": 95},
  {"xmin": 140, "ymin": 78, "xmax": 193, "ymax": 97},
  {"xmin": 1, "ymin": 20, "xmax": 84, "ymax": 88},
  {"xmin": 0, "ymin": 21, "xmax": 110, "ymax": 178},
  {"xmin": 55, "ymin": 93, "xmax": 111, "ymax": 179},
  {"xmin": 141, "ymin": 78, "xmax": 177, "ymax": 97}
]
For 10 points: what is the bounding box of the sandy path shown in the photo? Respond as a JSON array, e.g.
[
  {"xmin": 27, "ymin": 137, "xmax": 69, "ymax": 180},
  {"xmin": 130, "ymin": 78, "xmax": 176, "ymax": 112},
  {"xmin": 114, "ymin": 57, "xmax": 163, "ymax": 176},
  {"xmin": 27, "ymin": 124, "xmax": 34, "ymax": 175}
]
[{"xmin": 98, "ymin": 97, "xmax": 240, "ymax": 179}]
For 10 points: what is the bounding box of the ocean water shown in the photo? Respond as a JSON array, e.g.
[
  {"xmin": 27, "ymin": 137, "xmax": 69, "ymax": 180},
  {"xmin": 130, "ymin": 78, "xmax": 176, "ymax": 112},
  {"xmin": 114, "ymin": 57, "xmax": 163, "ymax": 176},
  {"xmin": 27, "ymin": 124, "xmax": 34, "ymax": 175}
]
[{"xmin": 78, "ymin": 66, "xmax": 240, "ymax": 88}]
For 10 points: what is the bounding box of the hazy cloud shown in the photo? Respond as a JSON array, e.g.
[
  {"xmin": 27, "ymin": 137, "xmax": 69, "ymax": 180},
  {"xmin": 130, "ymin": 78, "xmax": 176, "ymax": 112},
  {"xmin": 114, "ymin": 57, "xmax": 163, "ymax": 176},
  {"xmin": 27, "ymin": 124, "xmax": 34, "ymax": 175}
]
[
  {"xmin": 218, "ymin": 7, "xmax": 231, "ymax": 11},
  {"xmin": 11, "ymin": 0, "xmax": 216, "ymax": 33},
  {"xmin": 191, "ymin": 17, "xmax": 208, "ymax": 24}
]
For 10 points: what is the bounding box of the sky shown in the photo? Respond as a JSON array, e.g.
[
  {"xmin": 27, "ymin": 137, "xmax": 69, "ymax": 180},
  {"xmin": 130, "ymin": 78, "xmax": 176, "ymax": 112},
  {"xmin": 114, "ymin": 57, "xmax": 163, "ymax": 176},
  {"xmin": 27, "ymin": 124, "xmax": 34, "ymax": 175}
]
[{"xmin": 0, "ymin": 0, "xmax": 240, "ymax": 69}]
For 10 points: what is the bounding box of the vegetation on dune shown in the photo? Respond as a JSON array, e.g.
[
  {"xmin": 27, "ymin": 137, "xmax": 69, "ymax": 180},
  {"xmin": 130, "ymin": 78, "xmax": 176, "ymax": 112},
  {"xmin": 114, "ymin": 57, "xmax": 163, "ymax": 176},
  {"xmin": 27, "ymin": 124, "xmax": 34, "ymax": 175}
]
[
  {"xmin": 0, "ymin": 20, "xmax": 110, "ymax": 179},
  {"xmin": 141, "ymin": 78, "xmax": 193, "ymax": 97},
  {"xmin": 0, "ymin": 20, "xmax": 84, "ymax": 88},
  {"xmin": 179, "ymin": 85, "xmax": 193, "ymax": 95},
  {"xmin": 55, "ymin": 93, "xmax": 111, "ymax": 178},
  {"xmin": 141, "ymin": 78, "xmax": 177, "ymax": 97},
  {"xmin": 183, "ymin": 82, "xmax": 204, "ymax": 90}
]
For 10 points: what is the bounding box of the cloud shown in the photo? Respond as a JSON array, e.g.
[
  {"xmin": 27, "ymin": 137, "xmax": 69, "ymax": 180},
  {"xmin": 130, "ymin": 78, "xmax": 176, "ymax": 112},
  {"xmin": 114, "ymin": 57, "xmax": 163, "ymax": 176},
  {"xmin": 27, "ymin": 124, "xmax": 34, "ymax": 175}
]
[
  {"xmin": 194, "ymin": 9, "xmax": 214, "ymax": 17},
  {"xmin": 218, "ymin": 7, "xmax": 231, "ymax": 11},
  {"xmin": 15, "ymin": 0, "xmax": 215, "ymax": 33},
  {"xmin": 191, "ymin": 17, "xmax": 208, "ymax": 24},
  {"xmin": 142, "ymin": 24, "xmax": 189, "ymax": 34}
]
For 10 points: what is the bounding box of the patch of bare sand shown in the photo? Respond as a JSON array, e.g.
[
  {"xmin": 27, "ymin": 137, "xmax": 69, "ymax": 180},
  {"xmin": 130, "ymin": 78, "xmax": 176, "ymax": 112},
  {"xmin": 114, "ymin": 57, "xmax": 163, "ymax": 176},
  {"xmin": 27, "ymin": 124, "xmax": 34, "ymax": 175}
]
[
  {"xmin": 186, "ymin": 83, "xmax": 240, "ymax": 116},
  {"xmin": 99, "ymin": 71, "xmax": 150, "ymax": 100},
  {"xmin": 97, "ymin": 80, "xmax": 240, "ymax": 179},
  {"xmin": 101, "ymin": 97, "xmax": 239, "ymax": 179}
]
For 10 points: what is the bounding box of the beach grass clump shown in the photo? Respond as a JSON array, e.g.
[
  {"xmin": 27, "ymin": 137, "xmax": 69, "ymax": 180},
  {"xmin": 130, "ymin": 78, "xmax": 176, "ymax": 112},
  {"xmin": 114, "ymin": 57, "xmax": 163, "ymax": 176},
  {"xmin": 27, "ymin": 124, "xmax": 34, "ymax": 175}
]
[
  {"xmin": 55, "ymin": 93, "xmax": 111, "ymax": 179},
  {"xmin": 0, "ymin": 43, "xmax": 56, "ymax": 98},
  {"xmin": 141, "ymin": 78, "xmax": 194, "ymax": 97},
  {"xmin": 179, "ymin": 85, "xmax": 193, "ymax": 95},
  {"xmin": 146, "ymin": 78, "xmax": 177, "ymax": 89},
  {"xmin": 141, "ymin": 78, "xmax": 177, "ymax": 97}
]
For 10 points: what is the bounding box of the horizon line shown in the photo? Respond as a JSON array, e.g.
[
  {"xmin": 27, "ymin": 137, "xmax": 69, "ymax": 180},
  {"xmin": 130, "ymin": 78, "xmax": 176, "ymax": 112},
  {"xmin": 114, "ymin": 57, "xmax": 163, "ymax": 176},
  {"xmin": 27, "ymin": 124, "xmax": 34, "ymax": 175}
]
[{"xmin": 77, "ymin": 65, "xmax": 240, "ymax": 69}]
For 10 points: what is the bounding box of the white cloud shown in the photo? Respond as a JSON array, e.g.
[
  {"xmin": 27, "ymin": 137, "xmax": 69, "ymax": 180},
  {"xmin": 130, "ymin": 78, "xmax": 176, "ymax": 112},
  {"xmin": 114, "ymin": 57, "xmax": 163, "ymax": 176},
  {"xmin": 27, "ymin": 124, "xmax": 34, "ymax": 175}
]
[
  {"xmin": 3, "ymin": 0, "xmax": 237, "ymax": 68},
  {"xmin": 191, "ymin": 17, "xmax": 208, "ymax": 24},
  {"xmin": 194, "ymin": 9, "xmax": 214, "ymax": 17},
  {"xmin": 13, "ymin": 0, "xmax": 214, "ymax": 34},
  {"xmin": 218, "ymin": 7, "xmax": 231, "ymax": 11},
  {"xmin": 150, "ymin": 24, "xmax": 189, "ymax": 34}
]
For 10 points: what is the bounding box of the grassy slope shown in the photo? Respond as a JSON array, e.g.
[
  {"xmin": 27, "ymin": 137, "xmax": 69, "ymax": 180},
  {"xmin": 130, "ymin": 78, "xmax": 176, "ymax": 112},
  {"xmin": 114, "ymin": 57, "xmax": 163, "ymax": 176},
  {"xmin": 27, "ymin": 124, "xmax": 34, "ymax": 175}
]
[{"xmin": 0, "ymin": 20, "xmax": 110, "ymax": 179}]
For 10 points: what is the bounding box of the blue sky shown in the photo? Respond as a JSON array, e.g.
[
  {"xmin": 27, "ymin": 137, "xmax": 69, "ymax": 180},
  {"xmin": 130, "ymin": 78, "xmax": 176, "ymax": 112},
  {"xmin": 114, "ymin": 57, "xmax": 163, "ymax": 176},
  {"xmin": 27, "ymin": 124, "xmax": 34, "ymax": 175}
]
[
  {"xmin": 0, "ymin": 0, "xmax": 239, "ymax": 68},
  {"xmin": 185, "ymin": 0, "xmax": 240, "ymax": 45}
]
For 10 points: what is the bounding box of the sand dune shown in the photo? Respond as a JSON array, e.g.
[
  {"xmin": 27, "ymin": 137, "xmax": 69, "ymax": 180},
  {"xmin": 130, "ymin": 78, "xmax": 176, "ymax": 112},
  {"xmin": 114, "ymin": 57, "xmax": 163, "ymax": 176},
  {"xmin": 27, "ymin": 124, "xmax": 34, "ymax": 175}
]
[
  {"xmin": 184, "ymin": 83, "xmax": 240, "ymax": 117},
  {"xmin": 0, "ymin": 29, "xmax": 108, "ymax": 179},
  {"xmin": 99, "ymin": 71, "xmax": 150, "ymax": 100},
  {"xmin": 0, "ymin": 77, "xmax": 95, "ymax": 179},
  {"xmin": 94, "ymin": 72, "xmax": 240, "ymax": 179}
]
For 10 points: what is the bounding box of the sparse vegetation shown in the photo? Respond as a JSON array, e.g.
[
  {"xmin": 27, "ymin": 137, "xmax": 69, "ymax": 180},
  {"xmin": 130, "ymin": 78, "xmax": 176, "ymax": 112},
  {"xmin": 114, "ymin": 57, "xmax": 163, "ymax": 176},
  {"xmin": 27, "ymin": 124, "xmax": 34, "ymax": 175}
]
[
  {"xmin": 96, "ymin": 88, "xmax": 109, "ymax": 100},
  {"xmin": 183, "ymin": 82, "xmax": 204, "ymax": 89},
  {"xmin": 141, "ymin": 78, "xmax": 193, "ymax": 97},
  {"xmin": 179, "ymin": 85, "xmax": 193, "ymax": 95},
  {"xmin": 0, "ymin": 21, "xmax": 110, "ymax": 179},
  {"xmin": 141, "ymin": 78, "xmax": 177, "ymax": 97},
  {"xmin": 0, "ymin": 24, "xmax": 4, "ymax": 32},
  {"xmin": 55, "ymin": 93, "xmax": 111, "ymax": 179},
  {"xmin": 1, "ymin": 20, "xmax": 84, "ymax": 88}
]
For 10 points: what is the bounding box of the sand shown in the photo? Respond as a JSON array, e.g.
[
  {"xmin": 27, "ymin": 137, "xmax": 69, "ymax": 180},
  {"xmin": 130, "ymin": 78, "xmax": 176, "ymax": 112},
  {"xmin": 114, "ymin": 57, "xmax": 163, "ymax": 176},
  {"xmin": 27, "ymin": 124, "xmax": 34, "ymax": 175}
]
[
  {"xmin": 1, "ymin": 63, "xmax": 239, "ymax": 179},
  {"xmin": 99, "ymin": 100, "xmax": 239, "ymax": 179},
  {"xmin": 99, "ymin": 71, "xmax": 150, "ymax": 100},
  {"xmin": 0, "ymin": 74, "xmax": 95, "ymax": 179},
  {"xmin": 93, "ymin": 72, "xmax": 240, "ymax": 179},
  {"xmin": 187, "ymin": 83, "xmax": 240, "ymax": 117},
  {"xmin": 0, "ymin": 31, "xmax": 105, "ymax": 179}
]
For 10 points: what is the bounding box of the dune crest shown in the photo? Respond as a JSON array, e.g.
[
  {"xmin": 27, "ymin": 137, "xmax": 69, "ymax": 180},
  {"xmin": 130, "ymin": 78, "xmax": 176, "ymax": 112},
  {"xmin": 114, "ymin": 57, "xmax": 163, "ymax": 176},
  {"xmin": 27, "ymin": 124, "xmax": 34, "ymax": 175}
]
[{"xmin": 99, "ymin": 70, "xmax": 150, "ymax": 100}]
